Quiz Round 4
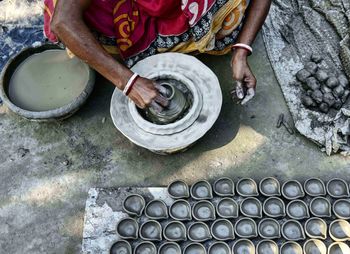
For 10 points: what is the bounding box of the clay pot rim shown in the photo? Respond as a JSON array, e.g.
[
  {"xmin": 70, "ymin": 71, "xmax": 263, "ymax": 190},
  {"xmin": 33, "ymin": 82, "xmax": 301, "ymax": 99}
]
[
  {"xmin": 163, "ymin": 221, "xmax": 187, "ymax": 242},
  {"xmin": 190, "ymin": 180, "xmax": 214, "ymax": 200},
  {"xmin": 327, "ymin": 242, "xmax": 350, "ymax": 254},
  {"xmin": 259, "ymin": 177, "xmax": 281, "ymax": 197},
  {"xmin": 216, "ymin": 197, "xmax": 239, "ymax": 218},
  {"xmin": 208, "ymin": 241, "xmax": 231, "ymax": 254},
  {"xmin": 232, "ymin": 239, "xmax": 255, "ymax": 254},
  {"xmin": 286, "ymin": 200, "xmax": 310, "ymax": 220},
  {"xmin": 304, "ymin": 178, "xmax": 326, "ymax": 196},
  {"xmin": 158, "ymin": 242, "xmax": 182, "ymax": 254},
  {"xmin": 116, "ymin": 217, "xmax": 139, "ymax": 240},
  {"xmin": 192, "ymin": 200, "xmax": 216, "ymax": 221},
  {"xmin": 303, "ymin": 239, "xmax": 327, "ymax": 254},
  {"xmin": 139, "ymin": 220, "xmax": 162, "ymax": 241},
  {"xmin": 333, "ymin": 199, "xmax": 350, "ymax": 219},
  {"xmin": 145, "ymin": 199, "xmax": 169, "ymax": 220},
  {"xmin": 183, "ymin": 243, "xmax": 206, "ymax": 254},
  {"xmin": 236, "ymin": 178, "xmax": 259, "ymax": 197},
  {"xmin": 122, "ymin": 194, "xmax": 146, "ymax": 217},
  {"xmin": 263, "ymin": 197, "xmax": 286, "ymax": 218},
  {"xmin": 133, "ymin": 241, "xmax": 157, "ymax": 254},
  {"xmin": 169, "ymin": 199, "xmax": 192, "ymax": 221},
  {"xmin": 281, "ymin": 180, "xmax": 305, "ymax": 200},
  {"xmin": 329, "ymin": 219, "xmax": 350, "ymax": 242},
  {"xmin": 258, "ymin": 218, "xmax": 281, "ymax": 239},
  {"xmin": 326, "ymin": 178, "xmax": 350, "ymax": 198},
  {"xmin": 234, "ymin": 217, "xmax": 258, "ymax": 238},
  {"xmin": 213, "ymin": 177, "xmax": 235, "ymax": 197},
  {"xmin": 187, "ymin": 221, "xmax": 212, "ymax": 242},
  {"xmin": 210, "ymin": 218, "xmax": 235, "ymax": 241},
  {"xmin": 304, "ymin": 217, "xmax": 327, "ymax": 240},
  {"xmin": 309, "ymin": 197, "xmax": 332, "ymax": 218},
  {"xmin": 110, "ymin": 240, "xmax": 132, "ymax": 254},
  {"xmin": 280, "ymin": 241, "xmax": 302, "ymax": 254},
  {"xmin": 256, "ymin": 240, "xmax": 278, "ymax": 254},
  {"xmin": 167, "ymin": 180, "xmax": 190, "ymax": 199},
  {"xmin": 240, "ymin": 197, "xmax": 263, "ymax": 218},
  {"xmin": 281, "ymin": 220, "xmax": 306, "ymax": 241}
]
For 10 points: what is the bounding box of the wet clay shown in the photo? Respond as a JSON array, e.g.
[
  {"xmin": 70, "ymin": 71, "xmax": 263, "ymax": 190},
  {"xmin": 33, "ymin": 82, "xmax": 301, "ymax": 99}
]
[
  {"xmin": 134, "ymin": 242, "xmax": 157, "ymax": 254},
  {"xmin": 192, "ymin": 201, "xmax": 216, "ymax": 221},
  {"xmin": 333, "ymin": 199, "xmax": 350, "ymax": 219},
  {"xmin": 236, "ymin": 178, "xmax": 259, "ymax": 197},
  {"xmin": 235, "ymin": 218, "xmax": 258, "ymax": 238},
  {"xmin": 167, "ymin": 180, "xmax": 190, "ymax": 199},
  {"xmin": 110, "ymin": 240, "xmax": 132, "ymax": 254},
  {"xmin": 286, "ymin": 200, "xmax": 310, "ymax": 220},
  {"xmin": 327, "ymin": 179, "xmax": 350, "ymax": 198},
  {"xmin": 123, "ymin": 194, "xmax": 145, "ymax": 216},
  {"xmin": 329, "ymin": 219, "xmax": 350, "ymax": 241},
  {"xmin": 258, "ymin": 218, "xmax": 280, "ymax": 239},
  {"xmin": 213, "ymin": 177, "xmax": 234, "ymax": 196},
  {"xmin": 139, "ymin": 220, "xmax": 162, "ymax": 241},
  {"xmin": 263, "ymin": 197, "xmax": 286, "ymax": 218},
  {"xmin": 208, "ymin": 242, "xmax": 230, "ymax": 254},
  {"xmin": 303, "ymin": 239, "xmax": 327, "ymax": 254},
  {"xmin": 183, "ymin": 243, "xmax": 206, "ymax": 254},
  {"xmin": 310, "ymin": 197, "xmax": 331, "ymax": 218},
  {"xmin": 187, "ymin": 222, "xmax": 211, "ymax": 242},
  {"xmin": 256, "ymin": 240, "xmax": 279, "ymax": 254},
  {"xmin": 280, "ymin": 242, "xmax": 302, "ymax": 254},
  {"xmin": 210, "ymin": 219, "xmax": 235, "ymax": 240},
  {"xmin": 190, "ymin": 180, "xmax": 213, "ymax": 200},
  {"xmin": 170, "ymin": 199, "xmax": 192, "ymax": 221},
  {"xmin": 240, "ymin": 197, "xmax": 262, "ymax": 218},
  {"xmin": 305, "ymin": 218, "xmax": 327, "ymax": 240},
  {"xmin": 216, "ymin": 198, "xmax": 239, "ymax": 218},
  {"xmin": 259, "ymin": 177, "xmax": 281, "ymax": 196},
  {"xmin": 158, "ymin": 242, "xmax": 181, "ymax": 254},
  {"xmin": 145, "ymin": 200, "xmax": 168, "ymax": 220},
  {"xmin": 116, "ymin": 218, "xmax": 139, "ymax": 240},
  {"xmin": 282, "ymin": 180, "xmax": 305, "ymax": 200},
  {"xmin": 164, "ymin": 221, "xmax": 187, "ymax": 241},
  {"xmin": 304, "ymin": 178, "xmax": 326, "ymax": 196},
  {"xmin": 232, "ymin": 239, "xmax": 255, "ymax": 254},
  {"xmin": 281, "ymin": 220, "xmax": 306, "ymax": 241}
]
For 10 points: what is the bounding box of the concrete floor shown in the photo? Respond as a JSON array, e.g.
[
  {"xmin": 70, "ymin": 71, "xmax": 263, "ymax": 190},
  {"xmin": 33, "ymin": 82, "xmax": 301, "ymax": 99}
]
[{"xmin": 1, "ymin": 33, "xmax": 350, "ymax": 254}]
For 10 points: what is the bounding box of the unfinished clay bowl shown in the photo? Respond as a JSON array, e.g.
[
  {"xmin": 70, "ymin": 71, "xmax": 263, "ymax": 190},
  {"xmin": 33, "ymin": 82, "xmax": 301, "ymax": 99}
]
[
  {"xmin": 309, "ymin": 197, "xmax": 332, "ymax": 218},
  {"xmin": 116, "ymin": 217, "xmax": 139, "ymax": 240},
  {"xmin": 333, "ymin": 199, "xmax": 350, "ymax": 219},
  {"xmin": 234, "ymin": 218, "xmax": 258, "ymax": 238},
  {"xmin": 188, "ymin": 222, "xmax": 212, "ymax": 242},
  {"xmin": 213, "ymin": 177, "xmax": 235, "ymax": 196},
  {"xmin": 168, "ymin": 180, "xmax": 190, "ymax": 199},
  {"xmin": 123, "ymin": 194, "xmax": 146, "ymax": 216},
  {"xmin": 169, "ymin": 199, "xmax": 192, "ymax": 221},
  {"xmin": 236, "ymin": 178, "xmax": 259, "ymax": 197},
  {"xmin": 280, "ymin": 241, "xmax": 302, "ymax": 254},
  {"xmin": 305, "ymin": 218, "xmax": 327, "ymax": 240},
  {"xmin": 240, "ymin": 197, "xmax": 263, "ymax": 218},
  {"xmin": 190, "ymin": 180, "xmax": 213, "ymax": 200},
  {"xmin": 256, "ymin": 240, "xmax": 279, "ymax": 254},
  {"xmin": 208, "ymin": 242, "xmax": 231, "ymax": 254},
  {"xmin": 303, "ymin": 239, "xmax": 327, "ymax": 254},
  {"xmin": 329, "ymin": 219, "xmax": 350, "ymax": 242},
  {"xmin": 286, "ymin": 200, "xmax": 310, "ymax": 220},
  {"xmin": 259, "ymin": 177, "xmax": 281, "ymax": 196},
  {"xmin": 134, "ymin": 241, "xmax": 157, "ymax": 254},
  {"xmin": 327, "ymin": 242, "xmax": 350, "ymax": 254},
  {"xmin": 183, "ymin": 243, "xmax": 206, "ymax": 254},
  {"xmin": 164, "ymin": 221, "xmax": 187, "ymax": 242},
  {"xmin": 216, "ymin": 198, "xmax": 239, "ymax": 218},
  {"xmin": 110, "ymin": 240, "xmax": 132, "ymax": 254},
  {"xmin": 282, "ymin": 180, "xmax": 305, "ymax": 200},
  {"xmin": 281, "ymin": 220, "xmax": 306, "ymax": 241},
  {"xmin": 139, "ymin": 220, "xmax": 162, "ymax": 241},
  {"xmin": 158, "ymin": 242, "xmax": 181, "ymax": 254},
  {"xmin": 326, "ymin": 178, "xmax": 350, "ymax": 198},
  {"xmin": 210, "ymin": 219, "xmax": 235, "ymax": 241},
  {"xmin": 192, "ymin": 200, "xmax": 216, "ymax": 221},
  {"xmin": 263, "ymin": 197, "xmax": 286, "ymax": 218},
  {"xmin": 145, "ymin": 199, "xmax": 168, "ymax": 220},
  {"xmin": 258, "ymin": 218, "xmax": 281, "ymax": 239},
  {"xmin": 232, "ymin": 239, "xmax": 255, "ymax": 254},
  {"xmin": 304, "ymin": 178, "xmax": 326, "ymax": 196}
]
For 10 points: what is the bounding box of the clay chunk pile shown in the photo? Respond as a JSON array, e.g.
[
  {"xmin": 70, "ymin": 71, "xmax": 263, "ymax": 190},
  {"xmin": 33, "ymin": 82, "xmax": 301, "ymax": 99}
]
[
  {"xmin": 110, "ymin": 177, "xmax": 350, "ymax": 254},
  {"xmin": 297, "ymin": 53, "xmax": 349, "ymax": 113}
]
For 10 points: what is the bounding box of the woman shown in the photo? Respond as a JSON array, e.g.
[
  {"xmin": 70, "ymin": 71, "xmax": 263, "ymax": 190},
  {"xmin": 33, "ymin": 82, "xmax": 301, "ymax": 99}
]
[{"xmin": 44, "ymin": 0, "xmax": 271, "ymax": 110}]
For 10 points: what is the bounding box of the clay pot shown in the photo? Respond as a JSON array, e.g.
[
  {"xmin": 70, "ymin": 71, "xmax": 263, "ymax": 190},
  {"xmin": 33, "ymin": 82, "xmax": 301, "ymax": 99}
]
[
  {"xmin": 304, "ymin": 178, "xmax": 326, "ymax": 196},
  {"xmin": 280, "ymin": 242, "xmax": 302, "ymax": 254},
  {"xmin": 169, "ymin": 199, "xmax": 192, "ymax": 221},
  {"xmin": 116, "ymin": 217, "xmax": 139, "ymax": 240},
  {"xmin": 190, "ymin": 180, "xmax": 213, "ymax": 200},
  {"xmin": 333, "ymin": 199, "xmax": 350, "ymax": 219},
  {"xmin": 236, "ymin": 178, "xmax": 259, "ymax": 197},
  {"xmin": 192, "ymin": 200, "xmax": 216, "ymax": 221},
  {"xmin": 240, "ymin": 197, "xmax": 263, "ymax": 218},
  {"xmin": 286, "ymin": 200, "xmax": 310, "ymax": 220},
  {"xmin": 259, "ymin": 177, "xmax": 281, "ymax": 196},
  {"xmin": 145, "ymin": 199, "xmax": 168, "ymax": 220},
  {"xmin": 208, "ymin": 242, "xmax": 231, "ymax": 254},
  {"xmin": 304, "ymin": 218, "xmax": 327, "ymax": 240},
  {"xmin": 327, "ymin": 242, "xmax": 350, "ymax": 254},
  {"xmin": 210, "ymin": 219, "xmax": 235, "ymax": 241},
  {"xmin": 183, "ymin": 243, "xmax": 206, "ymax": 254},
  {"xmin": 216, "ymin": 198, "xmax": 239, "ymax": 218},
  {"xmin": 303, "ymin": 239, "xmax": 327, "ymax": 254},
  {"xmin": 213, "ymin": 177, "xmax": 234, "ymax": 196},
  {"xmin": 326, "ymin": 178, "xmax": 350, "ymax": 198},
  {"xmin": 309, "ymin": 197, "xmax": 332, "ymax": 218},
  {"xmin": 281, "ymin": 180, "xmax": 305, "ymax": 200},
  {"xmin": 163, "ymin": 221, "xmax": 187, "ymax": 242},
  {"xmin": 134, "ymin": 241, "xmax": 157, "ymax": 254},
  {"xmin": 158, "ymin": 242, "xmax": 181, "ymax": 254},
  {"xmin": 234, "ymin": 218, "xmax": 258, "ymax": 238},
  {"xmin": 232, "ymin": 239, "xmax": 255, "ymax": 254},
  {"xmin": 139, "ymin": 220, "xmax": 162, "ymax": 241},
  {"xmin": 123, "ymin": 194, "xmax": 146, "ymax": 216},
  {"xmin": 168, "ymin": 180, "xmax": 190, "ymax": 199},
  {"xmin": 188, "ymin": 222, "xmax": 212, "ymax": 242},
  {"xmin": 256, "ymin": 240, "xmax": 278, "ymax": 254},
  {"xmin": 258, "ymin": 218, "xmax": 281, "ymax": 239},
  {"xmin": 329, "ymin": 219, "xmax": 350, "ymax": 242},
  {"xmin": 263, "ymin": 197, "xmax": 286, "ymax": 218},
  {"xmin": 110, "ymin": 240, "xmax": 132, "ymax": 254},
  {"xmin": 281, "ymin": 220, "xmax": 306, "ymax": 241}
]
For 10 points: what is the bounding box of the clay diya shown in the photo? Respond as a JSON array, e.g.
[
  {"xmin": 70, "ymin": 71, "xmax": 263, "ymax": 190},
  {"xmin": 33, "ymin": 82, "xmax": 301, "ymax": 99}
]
[
  {"xmin": 116, "ymin": 217, "xmax": 139, "ymax": 240},
  {"xmin": 281, "ymin": 220, "xmax": 306, "ymax": 241},
  {"xmin": 240, "ymin": 197, "xmax": 263, "ymax": 218},
  {"xmin": 232, "ymin": 239, "xmax": 255, "ymax": 254},
  {"xmin": 263, "ymin": 197, "xmax": 286, "ymax": 218},
  {"xmin": 333, "ymin": 199, "xmax": 350, "ymax": 219},
  {"xmin": 234, "ymin": 218, "xmax": 258, "ymax": 238},
  {"xmin": 326, "ymin": 178, "xmax": 350, "ymax": 198},
  {"xmin": 281, "ymin": 180, "xmax": 305, "ymax": 200},
  {"xmin": 259, "ymin": 177, "xmax": 281, "ymax": 196},
  {"xmin": 329, "ymin": 219, "xmax": 350, "ymax": 242},
  {"xmin": 286, "ymin": 200, "xmax": 310, "ymax": 220},
  {"xmin": 168, "ymin": 180, "xmax": 190, "ymax": 199},
  {"xmin": 258, "ymin": 218, "xmax": 281, "ymax": 239},
  {"xmin": 110, "ymin": 240, "xmax": 132, "ymax": 254},
  {"xmin": 188, "ymin": 222, "xmax": 212, "ymax": 242},
  {"xmin": 213, "ymin": 177, "xmax": 235, "ymax": 196},
  {"xmin": 216, "ymin": 198, "xmax": 239, "ymax": 218},
  {"xmin": 280, "ymin": 242, "xmax": 302, "ymax": 254},
  {"xmin": 309, "ymin": 197, "xmax": 332, "ymax": 218},
  {"xmin": 183, "ymin": 243, "xmax": 206, "ymax": 254},
  {"xmin": 210, "ymin": 219, "xmax": 235, "ymax": 241},
  {"xmin": 236, "ymin": 178, "xmax": 259, "ymax": 197},
  {"xmin": 134, "ymin": 241, "xmax": 157, "ymax": 254},
  {"xmin": 122, "ymin": 194, "xmax": 146, "ymax": 216},
  {"xmin": 169, "ymin": 199, "xmax": 192, "ymax": 221},
  {"xmin": 192, "ymin": 200, "xmax": 216, "ymax": 221},
  {"xmin": 256, "ymin": 240, "xmax": 279, "ymax": 254},
  {"xmin": 327, "ymin": 242, "xmax": 350, "ymax": 254},
  {"xmin": 303, "ymin": 239, "xmax": 327, "ymax": 254},
  {"xmin": 304, "ymin": 178, "xmax": 326, "ymax": 196},
  {"xmin": 190, "ymin": 180, "xmax": 213, "ymax": 200},
  {"xmin": 304, "ymin": 218, "xmax": 327, "ymax": 240},
  {"xmin": 139, "ymin": 220, "xmax": 162, "ymax": 241},
  {"xmin": 158, "ymin": 242, "xmax": 182, "ymax": 254},
  {"xmin": 208, "ymin": 242, "xmax": 231, "ymax": 254},
  {"xmin": 145, "ymin": 199, "xmax": 168, "ymax": 220},
  {"xmin": 163, "ymin": 221, "xmax": 187, "ymax": 242}
]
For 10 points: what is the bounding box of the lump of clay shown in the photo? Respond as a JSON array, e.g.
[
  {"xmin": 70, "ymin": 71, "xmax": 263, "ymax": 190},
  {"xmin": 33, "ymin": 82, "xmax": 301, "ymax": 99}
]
[
  {"xmin": 339, "ymin": 74, "xmax": 349, "ymax": 88},
  {"xmin": 311, "ymin": 90, "xmax": 323, "ymax": 104},
  {"xmin": 333, "ymin": 98, "xmax": 343, "ymax": 109},
  {"xmin": 305, "ymin": 77, "xmax": 320, "ymax": 90},
  {"xmin": 296, "ymin": 69, "xmax": 311, "ymax": 83},
  {"xmin": 319, "ymin": 103, "xmax": 329, "ymax": 113},
  {"xmin": 341, "ymin": 90, "xmax": 350, "ymax": 103},
  {"xmin": 315, "ymin": 69, "xmax": 329, "ymax": 82},
  {"xmin": 311, "ymin": 52, "xmax": 323, "ymax": 63},
  {"xmin": 304, "ymin": 62, "xmax": 318, "ymax": 75},
  {"xmin": 326, "ymin": 76, "xmax": 340, "ymax": 88},
  {"xmin": 333, "ymin": 85, "xmax": 345, "ymax": 97},
  {"xmin": 301, "ymin": 95, "xmax": 316, "ymax": 108},
  {"xmin": 321, "ymin": 85, "xmax": 332, "ymax": 94},
  {"xmin": 322, "ymin": 93, "xmax": 335, "ymax": 107}
]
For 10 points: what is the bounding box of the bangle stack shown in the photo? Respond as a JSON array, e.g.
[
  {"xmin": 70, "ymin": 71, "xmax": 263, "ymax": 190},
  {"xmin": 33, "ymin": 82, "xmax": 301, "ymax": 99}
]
[
  {"xmin": 123, "ymin": 73, "xmax": 139, "ymax": 96},
  {"xmin": 232, "ymin": 43, "xmax": 253, "ymax": 55}
]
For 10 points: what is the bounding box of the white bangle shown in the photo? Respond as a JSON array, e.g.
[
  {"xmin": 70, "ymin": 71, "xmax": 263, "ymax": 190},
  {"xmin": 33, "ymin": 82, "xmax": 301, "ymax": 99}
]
[
  {"xmin": 232, "ymin": 43, "xmax": 253, "ymax": 55},
  {"xmin": 123, "ymin": 73, "xmax": 139, "ymax": 95}
]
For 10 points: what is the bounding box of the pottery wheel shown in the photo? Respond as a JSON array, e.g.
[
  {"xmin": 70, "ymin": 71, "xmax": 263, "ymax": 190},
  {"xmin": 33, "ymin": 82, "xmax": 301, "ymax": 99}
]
[{"xmin": 110, "ymin": 53, "xmax": 222, "ymax": 153}]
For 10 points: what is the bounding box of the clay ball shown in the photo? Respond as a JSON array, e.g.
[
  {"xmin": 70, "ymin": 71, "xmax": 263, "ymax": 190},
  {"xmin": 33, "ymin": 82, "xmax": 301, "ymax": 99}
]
[
  {"xmin": 305, "ymin": 77, "xmax": 320, "ymax": 90},
  {"xmin": 315, "ymin": 69, "xmax": 329, "ymax": 82},
  {"xmin": 301, "ymin": 95, "xmax": 315, "ymax": 107},
  {"xmin": 304, "ymin": 62, "xmax": 318, "ymax": 75},
  {"xmin": 321, "ymin": 85, "xmax": 332, "ymax": 94},
  {"xmin": 319, "ymin": 103, "xmax": 329, "ymax": 113},
  {"xmin": 333, "ymin": 86, "xmax": 345, "ymax": 98},
  {"xmin": 327, "ymin": 77, "xmax": 340, "ymax": 88},
  {"xmin": 311, "ymin": 53, "xmax": 323, "ymax": 63},
  {"xmin": 341, "ymin": 90, "xmax": 350, "ymax": 103},
  {"xmin": 323, "ymin": 93, "xmax": 335, "ymax": 107},
  {"xmin": 306, "ymin": 90, "xmax": 313, "ymax": 96},
  {"xmin": 339, "ymin": 74, "xmax": 349, "ymax": 88},
  {"xmin": 296, "ymin": 69, "xmax": 311, "ymax": 83},
  {"xmin": 333, "ymin": 98, "xmax": 343, "ymax": 110},
  {"xmin": 311, "ymin": 90, "xmax": 323, "ymax": 104}
]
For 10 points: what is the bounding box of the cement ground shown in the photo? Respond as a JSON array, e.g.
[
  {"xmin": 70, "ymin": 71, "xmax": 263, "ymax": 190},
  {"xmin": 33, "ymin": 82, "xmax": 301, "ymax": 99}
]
[{"xmin": 0, "ymin": 33, "xmax": 349, "ymax": 254}]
